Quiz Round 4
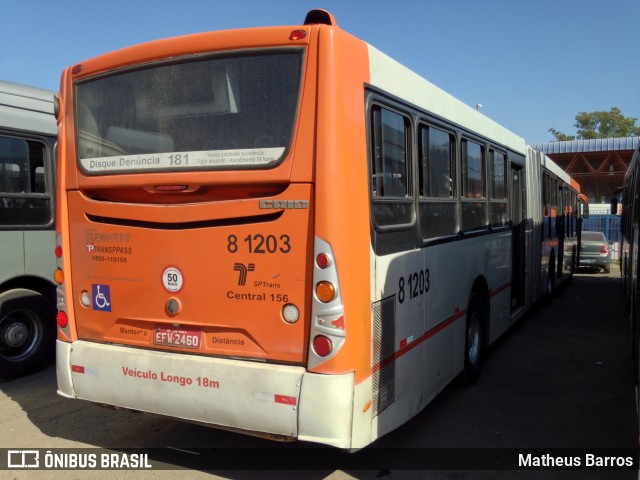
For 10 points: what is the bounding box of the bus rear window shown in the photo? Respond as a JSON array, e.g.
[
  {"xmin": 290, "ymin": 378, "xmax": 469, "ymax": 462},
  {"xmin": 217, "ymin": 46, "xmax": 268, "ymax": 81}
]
[{"xmin": 75, "ymin": 49, "xmax": 303, "ymax": 175}]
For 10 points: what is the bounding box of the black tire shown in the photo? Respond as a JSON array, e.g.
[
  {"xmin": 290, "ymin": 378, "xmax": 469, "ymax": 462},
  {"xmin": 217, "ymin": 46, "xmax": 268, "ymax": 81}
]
[
  {"xmin": 0, "ymin": 289, "xmax": 56, "ymax": 381},
  {"xmin": 544, "ymin": 255, "xmax": 556, "ymax": 302},
  {"xmin": 461, "ymin": 292, "xmax": 486, "ymax": 385}
]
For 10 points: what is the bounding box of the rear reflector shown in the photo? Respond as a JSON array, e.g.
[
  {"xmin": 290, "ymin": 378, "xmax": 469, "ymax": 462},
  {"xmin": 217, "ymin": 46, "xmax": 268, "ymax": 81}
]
[
  {"xmin": 282, "ymin": 304, "xmax": 300, "ymax": 323},
  {"xmin": 80, "ymin": 291, "xmax": 91, "ymax": 307}
]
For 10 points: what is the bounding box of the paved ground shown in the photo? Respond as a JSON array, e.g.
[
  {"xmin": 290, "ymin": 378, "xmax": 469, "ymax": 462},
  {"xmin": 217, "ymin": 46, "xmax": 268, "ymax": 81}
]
[{"xmin": 0, "ymin": 266, "xmax": 636, "ymax": 479}]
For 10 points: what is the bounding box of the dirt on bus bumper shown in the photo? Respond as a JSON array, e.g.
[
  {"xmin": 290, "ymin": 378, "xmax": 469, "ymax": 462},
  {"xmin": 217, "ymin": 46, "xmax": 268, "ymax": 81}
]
[{"xmin": 55, "ymin": 340, "xmax": 355, "ymax": 447}]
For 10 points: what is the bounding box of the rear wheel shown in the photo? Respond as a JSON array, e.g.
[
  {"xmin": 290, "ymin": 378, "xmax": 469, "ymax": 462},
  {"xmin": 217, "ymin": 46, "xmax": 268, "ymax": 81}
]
[
  {"xmin": 462, "ymin": 292, "xmax": 486, "ymax": 385},
  {"xmin": 0, "ymin": 289, "xmax": 56, "ymax": 381},
  {"xmin": 545, "ymin": 254, "xmax": 556, "ymax": 301}
]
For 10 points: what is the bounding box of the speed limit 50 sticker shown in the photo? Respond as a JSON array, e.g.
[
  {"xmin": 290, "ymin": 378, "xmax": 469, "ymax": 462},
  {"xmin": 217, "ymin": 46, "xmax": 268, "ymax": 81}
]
[{"xmin": 162, "ymin": 266, "xmax": 184, "ymax": 293}]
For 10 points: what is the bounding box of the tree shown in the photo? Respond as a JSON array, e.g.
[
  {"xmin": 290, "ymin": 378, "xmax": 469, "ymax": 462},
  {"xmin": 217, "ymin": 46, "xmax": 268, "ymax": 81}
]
[
  {"xmin": 548, "ymin": 128, "xmax": 575, "ymax": 141},
  {"xmin": 548, "ymin": 107, "xmax": 640, "ymax": 141}
]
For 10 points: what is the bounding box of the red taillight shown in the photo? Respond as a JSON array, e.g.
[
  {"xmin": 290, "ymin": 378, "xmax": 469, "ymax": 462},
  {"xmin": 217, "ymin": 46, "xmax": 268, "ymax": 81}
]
[
  {"xmin": 289, "ymin": 30, "xmax": 307, "ymax": 41},
  {"xmin": 312, "ymin": 335, "xmax": 332, "ymax": 357},
  {"xmin": 55, "ymin": 246, "xmax": 63, "ymax": 258},
  {"xmin": 316, "ymin": 253, "xmax": 331, "ymax": 269},
  {"xmin": 154, "ymin": 185, "xmax": 188, "ymax": 192},
  {"xmin": 601, "ymin": 244, "xmax": 609, "ymax": 254},
  {"xmin": 56, "ymin": 311, "xmax": 68, "ymax": 328}
]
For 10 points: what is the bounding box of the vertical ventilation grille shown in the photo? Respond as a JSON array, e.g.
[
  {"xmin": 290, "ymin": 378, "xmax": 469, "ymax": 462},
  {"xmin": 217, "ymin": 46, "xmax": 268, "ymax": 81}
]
[{"xmin": 372, "ymin": 296, "xmax": 396, "ymax": 417}]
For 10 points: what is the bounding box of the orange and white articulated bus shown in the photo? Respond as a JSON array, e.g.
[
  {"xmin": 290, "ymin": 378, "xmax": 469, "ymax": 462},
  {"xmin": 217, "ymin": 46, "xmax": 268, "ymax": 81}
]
[{"xmin": 54, "ymin": 10, "xmax": 582, "ymax": 449}]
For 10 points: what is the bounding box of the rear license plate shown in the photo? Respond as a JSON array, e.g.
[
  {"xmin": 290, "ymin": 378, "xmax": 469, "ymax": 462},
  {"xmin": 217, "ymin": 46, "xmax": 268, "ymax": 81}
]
[{"xmin": 154, "ymin": 328, "xmax": 202, "ymax": 349}]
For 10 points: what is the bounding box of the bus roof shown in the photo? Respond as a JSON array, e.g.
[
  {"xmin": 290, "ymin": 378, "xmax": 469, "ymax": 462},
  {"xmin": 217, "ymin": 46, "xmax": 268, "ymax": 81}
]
[
  {"xmin": 0, "ymin": 80, "xmax": 57, "ymax": 136},
  {"xmin": 367, "ymin": 45, "xmax": 527, "ymax": 155}
]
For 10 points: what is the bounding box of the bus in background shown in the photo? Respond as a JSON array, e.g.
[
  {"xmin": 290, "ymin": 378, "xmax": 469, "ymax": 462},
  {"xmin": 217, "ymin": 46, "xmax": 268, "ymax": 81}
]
[
  {"xmin": 0, "ymin": 81, "xmax": 57, "ymax": 381},
  {"xmin": 619, "ymin": 144, "xmax": 640, "ymax": 387},
  {"xmin": 540, "ymin": 148, "xmax": 583, "ymax": 296},
  {"xmin": 524, "ymin": 147, "xmax": 582, "ymax": 308},
  {"xmin": 54, "ymin": 10, "xmax": 581, "ymax": 449}
]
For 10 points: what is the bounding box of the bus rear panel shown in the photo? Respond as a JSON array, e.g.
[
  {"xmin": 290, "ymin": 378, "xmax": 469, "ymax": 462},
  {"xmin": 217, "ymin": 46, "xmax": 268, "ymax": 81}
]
[{"xmin": 56, "ymin": 18, "xmax": 372, "ymax": 448}]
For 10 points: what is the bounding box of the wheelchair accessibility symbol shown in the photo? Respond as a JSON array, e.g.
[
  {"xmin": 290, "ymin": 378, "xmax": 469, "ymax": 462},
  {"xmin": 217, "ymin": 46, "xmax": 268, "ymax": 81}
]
[{"xmin": 92, "ymin": 284, "xmax": 112, "ymax": 312}]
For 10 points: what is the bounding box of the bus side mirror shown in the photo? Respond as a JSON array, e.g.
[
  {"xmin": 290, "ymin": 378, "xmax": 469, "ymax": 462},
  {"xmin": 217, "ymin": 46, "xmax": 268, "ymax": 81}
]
[
  {"xmin": 582, "ymin": 203, "xmax": 589, "ymax": 219},
  {"xmin": 54, "ymin": 94, "xmax": 60, "ymax": 121},
  {"xmin": 610, "ymin": 197, "xmax": 618, "ymax": 216}
]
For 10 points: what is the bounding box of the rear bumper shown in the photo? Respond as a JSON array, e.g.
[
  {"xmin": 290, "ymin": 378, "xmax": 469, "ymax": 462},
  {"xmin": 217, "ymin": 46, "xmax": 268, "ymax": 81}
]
[
  {"xmin": 577, "ymin": 255, "xmax": 610, "ymax": 269},
  {"xmin": 56, "ymin": 340, "xmax": 355, "ymax": 447}
]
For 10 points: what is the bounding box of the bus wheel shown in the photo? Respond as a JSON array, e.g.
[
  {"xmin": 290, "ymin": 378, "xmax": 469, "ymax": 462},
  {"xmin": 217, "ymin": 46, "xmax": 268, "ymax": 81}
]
[
  {"xmin": 0, "ymin": 289, "xmax": 56, "ymax": 381},
  {"xmin": 462, "ymin": 292, "xmax": 485, "ymax": 385},
  {"xmin": 545, "ymin": 254, "xmax": 556, "ymax": 300}
]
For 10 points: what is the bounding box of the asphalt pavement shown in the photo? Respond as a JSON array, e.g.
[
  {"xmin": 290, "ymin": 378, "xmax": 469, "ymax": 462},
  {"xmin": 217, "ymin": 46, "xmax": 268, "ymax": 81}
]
[{"xmin": 0, "ymin": 266, "xmax": 637, "ymax": 480}]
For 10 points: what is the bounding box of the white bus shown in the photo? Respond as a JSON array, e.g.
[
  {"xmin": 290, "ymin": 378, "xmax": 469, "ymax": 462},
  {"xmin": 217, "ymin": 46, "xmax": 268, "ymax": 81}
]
[{"xmin": 0, "ymin": 80, "xmax": 57, "ymax": 380}]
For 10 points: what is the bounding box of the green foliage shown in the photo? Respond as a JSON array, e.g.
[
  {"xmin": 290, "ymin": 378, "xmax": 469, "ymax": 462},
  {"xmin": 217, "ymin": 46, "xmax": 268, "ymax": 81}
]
[
  {"xmin": 548, "ymin": 128, "xmax": 575, "ymax": 141},
  {"xmin": 549, "ymin": 107, "xmax": 640, "ymax": 141}
]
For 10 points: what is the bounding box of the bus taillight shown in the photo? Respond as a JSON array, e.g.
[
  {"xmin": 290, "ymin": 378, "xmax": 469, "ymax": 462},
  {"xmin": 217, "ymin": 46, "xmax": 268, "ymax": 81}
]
[
  {"xmin": 308, "ymin": 237, "xmax": 346, "ymax": 369},
  {"xmin": 54, "ymin": 268, "xmax": 64, "ymax": 285},
  {"xmin": 316, "ymin": 253, "xmax": 332, "ymax": 269},
  {"xmin": 55, "ymin": 233, "xmax": 70, "ymax": 335},
  {"xmin": 289, "ymin": 30, "xmax": 307, "ymax": 41},
  {"xmin": 56, "ymin": 311, "xmax": 68, "ymax": 328},
  {"xmin": 154, "ymin": 185, "xmax": 188, "ymax": 192},
  {"xmin": 315, "ymin": 281, "xmax": 335, "ymax": 303},
  {"xmin": 312, "ymin": 335, "xmax": 332, "ymax": 357}
]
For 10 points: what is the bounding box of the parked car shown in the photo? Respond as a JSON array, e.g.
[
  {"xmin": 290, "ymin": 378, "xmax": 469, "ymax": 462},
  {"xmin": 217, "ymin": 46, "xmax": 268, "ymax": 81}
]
[{"xmin": 578, "ymin": 231, "xmax": 611, "ymax": 273}]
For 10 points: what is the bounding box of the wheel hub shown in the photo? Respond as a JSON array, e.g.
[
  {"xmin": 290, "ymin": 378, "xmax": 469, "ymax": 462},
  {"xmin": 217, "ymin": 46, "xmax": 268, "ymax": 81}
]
[{"xmin": 1, "ymin": 321, "xmax": 29, "ymax": 349}]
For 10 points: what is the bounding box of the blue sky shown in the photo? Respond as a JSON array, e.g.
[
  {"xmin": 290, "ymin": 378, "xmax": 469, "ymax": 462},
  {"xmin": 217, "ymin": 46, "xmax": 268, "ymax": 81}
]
[{"xmin": 2, "ymin": 0, "xmax": 638, "ymax": 143}]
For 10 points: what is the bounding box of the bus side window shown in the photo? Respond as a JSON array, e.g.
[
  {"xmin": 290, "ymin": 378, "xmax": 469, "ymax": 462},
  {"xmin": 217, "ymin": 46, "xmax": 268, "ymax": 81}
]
[
  {"xmin": 371, "ymin": 107, "xmax": 408, "ymax": 197},
  {"xmin": 370, "ymin": 105, "xmax": 413, "ymax": 228},
  {"xmin": 461, "ymin": 139, "xmax": 487, "ymax": 231},
  {"xmin": 0, "ymin": 136, "xmax": 29, "ymax": 193},
  {"xmin": 418, "ymin": 124, "xmax": 457, "ymax": 239},
  {"xmin": 0, "ymin": 135, "xmax": 51, "ymax": 227},
  {"xmin": 489, "ymin": 149, "xmax": 508, "ymax": 228}
]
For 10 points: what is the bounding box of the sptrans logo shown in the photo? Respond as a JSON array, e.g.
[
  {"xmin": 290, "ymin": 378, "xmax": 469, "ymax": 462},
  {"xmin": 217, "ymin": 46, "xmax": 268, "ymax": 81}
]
[{"xmin": 234, "ymin": 263, "xmax": 255, "ymax": 286}]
